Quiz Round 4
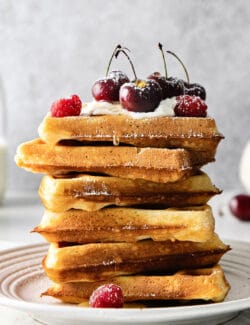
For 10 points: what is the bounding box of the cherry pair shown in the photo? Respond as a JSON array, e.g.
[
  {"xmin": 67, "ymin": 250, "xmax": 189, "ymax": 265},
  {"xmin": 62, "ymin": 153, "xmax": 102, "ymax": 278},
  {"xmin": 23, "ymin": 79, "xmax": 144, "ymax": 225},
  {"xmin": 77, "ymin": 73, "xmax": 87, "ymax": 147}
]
[{"xmin": 92, "ymin": 44, "xmax": 207, "ymax": 116}]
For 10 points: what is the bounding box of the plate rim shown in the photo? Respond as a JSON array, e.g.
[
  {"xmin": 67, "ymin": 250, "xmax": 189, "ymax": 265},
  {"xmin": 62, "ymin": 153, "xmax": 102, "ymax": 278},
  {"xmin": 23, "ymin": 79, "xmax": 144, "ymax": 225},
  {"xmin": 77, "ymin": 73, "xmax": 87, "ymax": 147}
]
[{"xmin": 0, "ymin": 239, "xmax": 249, "ymax": 322}]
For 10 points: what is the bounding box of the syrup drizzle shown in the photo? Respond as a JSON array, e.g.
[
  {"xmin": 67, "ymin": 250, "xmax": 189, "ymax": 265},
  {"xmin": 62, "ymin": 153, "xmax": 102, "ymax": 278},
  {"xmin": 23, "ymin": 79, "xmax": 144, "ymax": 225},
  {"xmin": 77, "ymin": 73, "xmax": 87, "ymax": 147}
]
[{"xmin": 113, "ymin": 134, "xmax": 120, "ymax": 146}]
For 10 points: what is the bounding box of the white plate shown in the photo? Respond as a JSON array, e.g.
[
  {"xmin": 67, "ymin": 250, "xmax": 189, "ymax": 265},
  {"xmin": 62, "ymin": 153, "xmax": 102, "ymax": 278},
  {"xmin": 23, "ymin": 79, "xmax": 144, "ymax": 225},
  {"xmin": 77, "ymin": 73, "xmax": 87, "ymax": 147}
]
[{"xmin": 0, "ymin": 241, "xmax": 249, "ymax": 325}]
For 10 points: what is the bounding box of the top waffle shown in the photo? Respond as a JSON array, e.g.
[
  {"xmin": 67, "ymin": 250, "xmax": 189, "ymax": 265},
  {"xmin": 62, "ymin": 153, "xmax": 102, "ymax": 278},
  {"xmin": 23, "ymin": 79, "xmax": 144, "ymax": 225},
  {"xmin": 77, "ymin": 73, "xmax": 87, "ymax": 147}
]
[{"xmin": 39, "ymin": 114, "xmax": 223, "ymax": 152}]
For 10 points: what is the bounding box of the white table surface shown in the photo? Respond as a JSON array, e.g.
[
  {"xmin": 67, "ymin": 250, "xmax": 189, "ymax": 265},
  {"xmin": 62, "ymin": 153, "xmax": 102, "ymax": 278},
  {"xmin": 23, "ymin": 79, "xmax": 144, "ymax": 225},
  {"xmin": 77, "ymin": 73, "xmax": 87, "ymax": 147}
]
[{"xmin": 0, "ymin": 190, "xmax": 249, "ymax": 324}]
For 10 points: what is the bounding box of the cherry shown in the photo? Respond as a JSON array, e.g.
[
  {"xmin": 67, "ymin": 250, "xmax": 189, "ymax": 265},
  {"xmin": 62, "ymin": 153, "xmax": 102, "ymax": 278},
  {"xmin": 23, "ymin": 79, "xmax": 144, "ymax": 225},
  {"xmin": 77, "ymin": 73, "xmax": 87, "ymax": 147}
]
[
  {"xmin": 148, "ymin": 43, "xmax": 184, "ymax": 99},
  {"xmin": 120, "ymin": 79, "xmax": 162, "ymax": 112},
  {"xmin": 118, "ymin": 47, "xmax": 162, "ymax": 112},
  {"xmin": 108, "ymin": 70, "xmax": 129, "ymax": 86},
  {"xmin": 92, "ymin": 45, "xmax": 129, "ymax": 102},
  {"xmin": 229, "ymin": 194, "xmax": 250, "ymax": 221},
  {"xmin": 167, "ymin": 50, "xmax": 206, "ymax": 100},
  {"xmin": 92, "ymin": 73, "xmax": 129, "ymax": 102},
  {"xmin": 92, "ymin": 78, "xmax": 119, "ymax": 102},
  {"xmin": 148, "ymin": 72, "xmax": 185, "ymax": 99},
  {"xmin": 89, "ymin": 284, "xmax": 124, "ymax": 308},
  {"xmin": 184, "ymin": 82, "xmax": 206, "ymax": 100},
  {"xmin": 174, "ymin": 95, "xmax": 207, "ymax": 117}
]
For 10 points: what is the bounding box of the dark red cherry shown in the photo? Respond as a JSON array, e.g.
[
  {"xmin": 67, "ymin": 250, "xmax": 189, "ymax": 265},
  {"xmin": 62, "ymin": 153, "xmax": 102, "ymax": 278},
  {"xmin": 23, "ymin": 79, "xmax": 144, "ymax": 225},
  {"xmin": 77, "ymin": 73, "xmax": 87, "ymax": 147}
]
[
  {"xmin": 148, "ymin": 72, "xmax": 184, "ymax": 99},
  {"xmin": 92, "ymin": 78, "xmax": 118, "ymax": 102},
  {"xmin": 92, "ymin": 70, "xmax": 129, "ymax": 102},
  {"xmin": 229, "ymin": 194, "xmax": 250, "ymax": 221},
  {"xmin": 108, "ymin": 70, "xmax": 130, "ymax": 87},
  {"xmin": 148, "ymin": 72, "xmax": 167, "ymax": 98},
  {"xmin": 184, "ymin": 82, "xmax": 206, "ymax": 100},
  {"xmin": 114, "ymin": 46, "xmax": 162, "ymax": 112},
  {"xmin": 120, "ymin": 79, "xmax": 162, "ymax": 112},
  {"xmin": 165, "ymin": 77, "xmax": 185, "ymax": 98},
  {"xmin": 149, "ymin": 44, "xmax": 185, "ymax": 99}
]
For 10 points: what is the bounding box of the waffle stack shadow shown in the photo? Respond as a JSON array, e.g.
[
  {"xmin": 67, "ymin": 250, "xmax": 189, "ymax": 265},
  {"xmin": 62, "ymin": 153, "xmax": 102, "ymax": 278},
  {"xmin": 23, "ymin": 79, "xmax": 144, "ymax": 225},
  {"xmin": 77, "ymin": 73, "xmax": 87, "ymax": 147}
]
[{"xmin": 16, "ymin": 115, "xmax": 230, "ymax": 305}]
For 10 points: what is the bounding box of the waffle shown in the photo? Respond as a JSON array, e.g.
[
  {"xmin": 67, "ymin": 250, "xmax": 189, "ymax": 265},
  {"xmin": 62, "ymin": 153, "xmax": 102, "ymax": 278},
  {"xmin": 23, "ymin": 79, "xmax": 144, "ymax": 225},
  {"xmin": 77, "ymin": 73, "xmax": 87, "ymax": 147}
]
[
  {"xmin": 42, "ymin": 265, "xmax": 230, "ymax": 303},
  {"xmin": 38, "ymin": 114, "xmax": 223, "ymax": 151},
  {"xmin": 34, "ymin": 205, "xmax": 215, "ymax": 243},
  {"xmin": 39, "ymin": 171, "xmax": 220, "ymax": 212},
  {"xmin": 15, "ymin": 139, "xmax": 214, "ymax": 182},
  {"xmin": 43, "ymin": 234, "xmax": 230, "ymax": 283}
]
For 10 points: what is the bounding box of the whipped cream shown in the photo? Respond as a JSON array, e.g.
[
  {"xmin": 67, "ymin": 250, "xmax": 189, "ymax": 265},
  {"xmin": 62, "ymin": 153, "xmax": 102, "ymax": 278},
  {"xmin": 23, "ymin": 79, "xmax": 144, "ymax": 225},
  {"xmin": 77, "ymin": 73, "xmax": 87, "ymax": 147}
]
[{"xmin": 82, "ymin": 97, "xmax": 176, "ymax": 118}]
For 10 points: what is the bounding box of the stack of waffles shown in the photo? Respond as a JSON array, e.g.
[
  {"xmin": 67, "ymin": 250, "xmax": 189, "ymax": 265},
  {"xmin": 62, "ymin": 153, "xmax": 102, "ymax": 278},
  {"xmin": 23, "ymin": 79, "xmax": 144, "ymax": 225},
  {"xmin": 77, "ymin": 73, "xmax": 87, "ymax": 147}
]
[{"xmin": 15, "ymin": 113, "xmax": 230, "ymax": 305}]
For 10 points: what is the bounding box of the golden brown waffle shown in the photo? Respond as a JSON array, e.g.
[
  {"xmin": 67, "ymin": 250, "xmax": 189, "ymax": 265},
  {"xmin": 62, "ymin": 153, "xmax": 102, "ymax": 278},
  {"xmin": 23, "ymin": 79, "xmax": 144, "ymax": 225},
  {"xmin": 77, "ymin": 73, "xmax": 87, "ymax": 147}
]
[
  {"xmin": 38, "ymin": 115, "xmax": 223, "ymax": 151},
  {"xmin": 42, "ymin": 265, "xmax": 230, "ymax": 303},
  {"xmin": 15, "ymin": 139, "xmax": 214, "ymax": 182},
  {"xmin": 39, "ymin": 171, "xmax": 220, "ymax": 212},
  {"xmin": 43, "ymin": 234, "xmax": 230, "ymax": 282},
  {"xmin": 34, "ymin": 205, "xmax": 215, "ymax": 243}
]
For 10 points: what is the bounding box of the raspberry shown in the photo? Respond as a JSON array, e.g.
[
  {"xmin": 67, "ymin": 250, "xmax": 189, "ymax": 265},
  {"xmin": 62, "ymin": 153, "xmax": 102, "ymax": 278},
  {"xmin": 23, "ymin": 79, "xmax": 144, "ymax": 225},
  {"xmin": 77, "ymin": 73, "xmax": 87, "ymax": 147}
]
[
  {"xmin": 50, "ymin": 94, "xmax": 82, "ymax": 117},
  {"xmin": 174, "ymin": 95, "xmax": 207, "ymax": 117},
  {"xmin": 89, "ymin": 284, "xmax": 124, "ymax": 308}
]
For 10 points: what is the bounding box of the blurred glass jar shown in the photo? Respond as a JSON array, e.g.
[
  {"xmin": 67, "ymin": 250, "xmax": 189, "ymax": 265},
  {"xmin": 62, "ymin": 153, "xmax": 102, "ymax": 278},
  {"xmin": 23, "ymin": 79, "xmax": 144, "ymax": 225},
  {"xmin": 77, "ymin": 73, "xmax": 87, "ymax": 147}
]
[
  {"xmin": 0, "ymin": 77, "xmax": 7, "ymax": 204},
  {"xmin": 240, "ymin": 140, "xmax": 250, "ymax": 193}
]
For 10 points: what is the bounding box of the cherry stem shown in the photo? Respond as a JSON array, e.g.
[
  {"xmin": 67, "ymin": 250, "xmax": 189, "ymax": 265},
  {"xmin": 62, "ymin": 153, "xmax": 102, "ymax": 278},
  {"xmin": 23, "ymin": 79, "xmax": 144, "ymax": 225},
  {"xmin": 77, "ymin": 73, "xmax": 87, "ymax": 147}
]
[
  {"xmin": 116, "ymin": 47, "xmax": 137, "ymax": 80},
  {"xmin": 167, "ymin": 50, "xmax": 190, "ymax": 84},
  {"xmin": 158, "ymin": 43, "xmax": 168, "ymax": 78},
  {"xmin": 105, "ymin": 44, "xmax": 122, "ymax": 77}
]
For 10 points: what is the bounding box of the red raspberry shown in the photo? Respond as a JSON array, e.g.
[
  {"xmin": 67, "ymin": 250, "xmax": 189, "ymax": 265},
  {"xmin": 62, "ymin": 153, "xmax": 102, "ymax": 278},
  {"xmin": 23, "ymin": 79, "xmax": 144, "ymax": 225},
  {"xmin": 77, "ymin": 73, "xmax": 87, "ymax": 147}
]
[
  {"xmin": 89, "ymin": 284, "xmax": 124, "ymax": 308},
  {"xmin": 50, "ymin": 94, "xmax": 82, "ymax": 117},
  {"xmin": 174, "ymin": 95, "xmax": 207, "ymax": 117}
]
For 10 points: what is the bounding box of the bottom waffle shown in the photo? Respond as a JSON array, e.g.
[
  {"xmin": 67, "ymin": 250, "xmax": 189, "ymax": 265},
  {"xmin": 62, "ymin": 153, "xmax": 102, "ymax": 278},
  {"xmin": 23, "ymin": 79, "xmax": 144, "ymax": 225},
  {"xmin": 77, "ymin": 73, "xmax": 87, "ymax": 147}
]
[{"xmin": 43, "ymin": 265, "xmax": 230, "ymax": 304}]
